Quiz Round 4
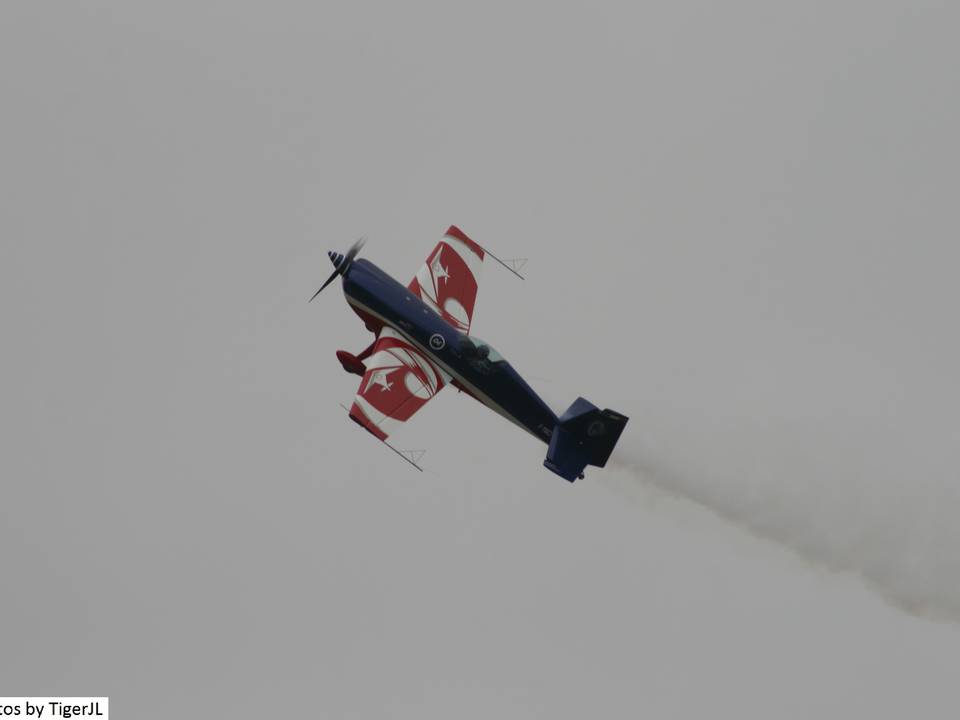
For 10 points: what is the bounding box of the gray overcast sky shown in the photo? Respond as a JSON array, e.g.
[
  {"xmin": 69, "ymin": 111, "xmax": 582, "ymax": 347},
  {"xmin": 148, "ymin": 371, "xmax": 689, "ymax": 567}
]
[{"xmin": 2, "ymin": 1, "xmax": 959, "ymax": 717}]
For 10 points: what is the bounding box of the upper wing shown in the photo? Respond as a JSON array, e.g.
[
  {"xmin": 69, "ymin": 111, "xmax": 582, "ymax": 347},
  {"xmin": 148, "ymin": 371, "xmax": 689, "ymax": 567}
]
[
  {"xmin": 348, "ymin": 327, "xmax": 450, "ymax": 441},
  {"xmin": 408, "ymin": 225, "xmax": 485, "ymax": 333}
]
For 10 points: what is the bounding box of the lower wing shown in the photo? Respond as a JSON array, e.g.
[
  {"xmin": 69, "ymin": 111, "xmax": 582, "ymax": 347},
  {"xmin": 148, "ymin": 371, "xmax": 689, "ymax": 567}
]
[{"xmin": 347, "ymin": 327, "xmax": 450, "ymax": 441}]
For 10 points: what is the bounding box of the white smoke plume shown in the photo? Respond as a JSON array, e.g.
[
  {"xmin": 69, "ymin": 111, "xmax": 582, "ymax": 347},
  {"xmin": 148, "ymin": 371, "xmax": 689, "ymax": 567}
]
[{"xmin": 604, "ymin": 426, "xmax": 960, "ymax": 622}]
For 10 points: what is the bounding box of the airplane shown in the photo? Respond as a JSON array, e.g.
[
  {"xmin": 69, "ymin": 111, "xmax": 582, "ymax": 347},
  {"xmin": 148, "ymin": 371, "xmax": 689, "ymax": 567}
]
[{"xmin": 311, "ymin": 225, "xmax": 628, "ymax": 482}]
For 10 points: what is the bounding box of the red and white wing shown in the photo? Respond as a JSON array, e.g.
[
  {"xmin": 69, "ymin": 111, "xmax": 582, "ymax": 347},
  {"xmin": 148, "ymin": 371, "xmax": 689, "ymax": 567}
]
[
  {"xmin": 348, "ymin": 328, "xmax": 450, "ymax": 441},
  {"xmin": 408, "ymin": 225, "xmax": 485, "ymax": 333}
]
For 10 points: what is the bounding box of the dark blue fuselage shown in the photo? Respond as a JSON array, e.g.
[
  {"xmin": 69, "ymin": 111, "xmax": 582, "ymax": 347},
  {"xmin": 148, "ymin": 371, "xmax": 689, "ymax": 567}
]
[{"xmin": 342, "ymin": 259, "xmax": 558, "ymax": 442}]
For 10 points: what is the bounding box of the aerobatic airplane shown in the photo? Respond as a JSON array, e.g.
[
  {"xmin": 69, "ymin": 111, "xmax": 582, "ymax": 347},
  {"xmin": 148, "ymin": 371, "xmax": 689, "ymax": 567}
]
[{"xmin": 311, "ymin": 225, "xmax": 628, "ymax": 482}]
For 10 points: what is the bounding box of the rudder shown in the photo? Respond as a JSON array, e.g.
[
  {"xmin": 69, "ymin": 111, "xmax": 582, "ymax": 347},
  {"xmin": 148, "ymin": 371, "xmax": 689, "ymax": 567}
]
[{"xmin": 543, "ymin": 397, "xmax": 629, "ymax": 482}]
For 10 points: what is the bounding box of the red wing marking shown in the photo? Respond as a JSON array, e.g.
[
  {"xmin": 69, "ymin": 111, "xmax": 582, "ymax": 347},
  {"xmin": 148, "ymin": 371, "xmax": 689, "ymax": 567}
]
[
  {"xmin": 348, "ymin": 328, "xmax": 450, "ymax": 440},
  {"xmin": 408, "ymin": 225, "xmax": 485, "ymax": 333}
]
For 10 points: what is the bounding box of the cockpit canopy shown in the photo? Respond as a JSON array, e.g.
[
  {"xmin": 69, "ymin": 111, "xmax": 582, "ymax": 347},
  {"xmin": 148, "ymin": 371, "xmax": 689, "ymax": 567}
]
[{"xmin": 458, "ymin": 334, "xmax": 506, "ymax": 368}]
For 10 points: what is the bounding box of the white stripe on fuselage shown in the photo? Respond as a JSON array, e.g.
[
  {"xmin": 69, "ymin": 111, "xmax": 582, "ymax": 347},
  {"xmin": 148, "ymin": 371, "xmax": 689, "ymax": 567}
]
[{"xmin": 346, "ymin": 295, "xmax": 545, "ymax": 440}]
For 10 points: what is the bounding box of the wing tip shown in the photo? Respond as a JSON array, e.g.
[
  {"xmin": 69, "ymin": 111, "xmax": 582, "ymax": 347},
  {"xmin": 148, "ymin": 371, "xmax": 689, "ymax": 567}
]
[
  {"xmin": 347, "ymin": 401, "xmax": 389, "ymax": 441},
  {"xmin": 445, "ymin": 225, "xmax": 485, "ymax": 260}
]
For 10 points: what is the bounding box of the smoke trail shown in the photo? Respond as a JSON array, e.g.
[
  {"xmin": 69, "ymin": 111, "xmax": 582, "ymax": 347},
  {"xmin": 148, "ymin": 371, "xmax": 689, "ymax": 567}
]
[{"xmin": 603, "ymin": 428, "xmax": 960, "ymax": 623}]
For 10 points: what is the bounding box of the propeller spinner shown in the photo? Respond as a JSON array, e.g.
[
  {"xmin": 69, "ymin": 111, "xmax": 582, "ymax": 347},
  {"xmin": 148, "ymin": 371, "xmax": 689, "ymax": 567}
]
[{"xmin": 309, "ymin": 236, "xmax": 366, "ymax": 302}]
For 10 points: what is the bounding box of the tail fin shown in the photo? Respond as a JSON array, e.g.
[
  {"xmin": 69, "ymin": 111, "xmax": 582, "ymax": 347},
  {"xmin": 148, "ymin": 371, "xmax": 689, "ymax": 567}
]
[{"xmin": 543, "ymin": 398, "xmax": 629, "ymax": 482}]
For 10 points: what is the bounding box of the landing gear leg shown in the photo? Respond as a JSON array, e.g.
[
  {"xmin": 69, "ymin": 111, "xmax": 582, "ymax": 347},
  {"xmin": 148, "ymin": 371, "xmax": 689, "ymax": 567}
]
[{"xmin": 336, "ymin": 339, "xmax": 377, "ymax": 376}]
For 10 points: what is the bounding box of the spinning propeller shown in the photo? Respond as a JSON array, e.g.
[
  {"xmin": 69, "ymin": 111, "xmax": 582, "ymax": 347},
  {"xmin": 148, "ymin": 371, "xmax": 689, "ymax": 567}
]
[{"xmin": 309, "ymin": 237, "xmax": 366, "ymax": 302}]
